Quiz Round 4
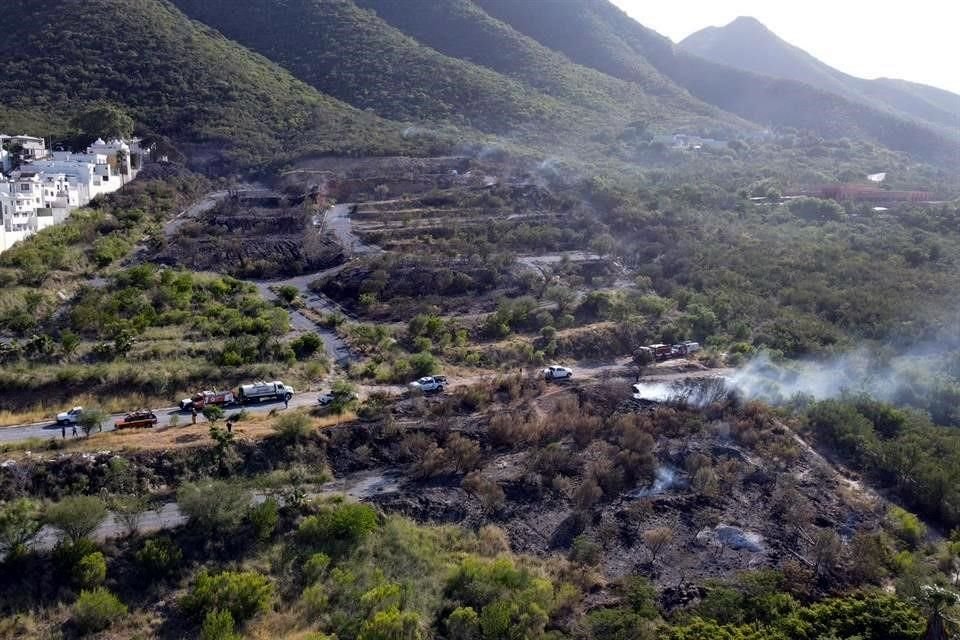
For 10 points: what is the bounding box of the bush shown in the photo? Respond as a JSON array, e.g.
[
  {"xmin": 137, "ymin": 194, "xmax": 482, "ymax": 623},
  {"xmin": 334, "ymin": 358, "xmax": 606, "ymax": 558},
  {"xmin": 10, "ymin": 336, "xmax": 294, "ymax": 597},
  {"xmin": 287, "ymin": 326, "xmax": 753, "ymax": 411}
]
[
  {"xmin": 181, "ymin": 570, "xmax": 274, "ymax": 624},
  {"xmin": 272, "ymin": 412, "xmax": 313, "ymax": 440},
  {"xmin": 297, "ymin": 503, "xmax": 379, "ymax": 552},
  {"xmin": 248, "ymin": 498, "xmax": 279, "ymax": 542},
  {"xmin": 300, "ymin": 583, "xmax": 329, "ymax": 620},
  {"xmin": 569, "ymin": 534, "xmax": 601, "ymax": 565},
  {"xmin": 291, "ymin": 332, "xmax": 323, "ymax": 359},
  {"xmin": 73, "ymin": 587, "xmax": 127, "ymax": 634},
  {"xmin": 73, "ymin": 551, "xmax": 107, "ymax": 589},
  {"xmin": 200, "ymin": 609, "xmax": 241, "ymax": 640},
  {"xmin": 136, "ymin": 536, "xmax": 183, "ymax": 577},
  {"xmin": 177, "ymin": 480, "xmax": 251, "ymax": 533},
  {"xmin": 888, "ymin": 506, "xmax": 927, "ymax": 549},
  {"xmin": 304, "ymin": 552, "xmax": 331, "ymax": 584},
  {"xmin": 46, "ymin": 495, "xmax": 107, "ymax": 543},
  {"xmin": 358, "ymin": 607, "xmax": 423, "ymax": 640}
]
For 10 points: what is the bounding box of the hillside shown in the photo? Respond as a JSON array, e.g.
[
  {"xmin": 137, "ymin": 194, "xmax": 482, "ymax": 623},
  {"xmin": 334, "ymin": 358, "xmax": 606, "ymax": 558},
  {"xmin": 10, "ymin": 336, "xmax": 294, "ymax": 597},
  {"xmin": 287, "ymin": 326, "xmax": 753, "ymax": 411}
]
[
  {"xmin": 680, "ymin": 16, "xmax": 960, "ymax": 134},
  {"xmin": 171, "ymin": 0, "xmax": 745, "ymax": 152},
  {"xmin": 0, "ymin": 0, "xmax": 413, "ymax": 168},
  {"xmin": 474, "ymin": 0, "xmax": 960, "ymax": 167}
]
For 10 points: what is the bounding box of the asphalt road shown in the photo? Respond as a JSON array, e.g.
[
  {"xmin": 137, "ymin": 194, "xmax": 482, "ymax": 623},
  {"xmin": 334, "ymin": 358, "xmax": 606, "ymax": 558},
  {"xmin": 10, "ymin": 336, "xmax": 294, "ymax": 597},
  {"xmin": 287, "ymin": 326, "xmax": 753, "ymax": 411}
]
[
  {"xmin": 0, "ymin": 392, "xmax": 321, "ymax": 444},
  {"xmin": 0, "ymin": 362, "xmax": 732, "ymax": 444}
]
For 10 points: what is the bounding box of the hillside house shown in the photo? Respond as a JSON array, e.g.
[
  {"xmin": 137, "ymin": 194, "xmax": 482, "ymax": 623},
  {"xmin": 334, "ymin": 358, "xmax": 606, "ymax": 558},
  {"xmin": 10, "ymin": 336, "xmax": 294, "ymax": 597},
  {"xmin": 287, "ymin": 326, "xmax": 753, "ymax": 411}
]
[{"xmin": 0, "ymin": 134, "xmax": 144, "ymax": 252}]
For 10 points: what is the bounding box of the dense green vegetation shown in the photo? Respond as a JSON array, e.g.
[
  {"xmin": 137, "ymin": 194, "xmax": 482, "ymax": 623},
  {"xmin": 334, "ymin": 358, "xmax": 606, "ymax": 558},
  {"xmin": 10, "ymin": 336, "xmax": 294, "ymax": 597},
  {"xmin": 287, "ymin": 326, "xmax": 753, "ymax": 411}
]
[
  {"xmin": 0, "ymin": 0, "xmax": 415, "ymax": 168},
  {"xmin": 171, "ymin": 0, "xmax": 740, "ymax": 156},
  {"xmin": 804, "ymin": 396, "xmax": 960, "ymax": 529}
]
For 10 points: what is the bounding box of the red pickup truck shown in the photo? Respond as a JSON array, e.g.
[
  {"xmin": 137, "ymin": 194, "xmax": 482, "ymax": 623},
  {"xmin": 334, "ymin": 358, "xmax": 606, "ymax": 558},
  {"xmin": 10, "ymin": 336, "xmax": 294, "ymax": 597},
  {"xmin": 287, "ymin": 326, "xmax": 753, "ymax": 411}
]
[{"xmin": 115, "ymin": 410, "xmax": 158, "ymax": 430}]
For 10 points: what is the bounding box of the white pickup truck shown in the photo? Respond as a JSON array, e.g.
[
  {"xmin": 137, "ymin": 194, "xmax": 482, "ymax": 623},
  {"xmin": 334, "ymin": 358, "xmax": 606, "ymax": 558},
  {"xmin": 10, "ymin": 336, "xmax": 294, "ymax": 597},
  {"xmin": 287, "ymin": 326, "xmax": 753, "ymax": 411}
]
[
  {"xmin": 56, "ymin": 406, "xmax": 84, "ymax": 425},
  {"xmin": 408, "ymin": 375, "xmax": 447, "ymax": 393}
]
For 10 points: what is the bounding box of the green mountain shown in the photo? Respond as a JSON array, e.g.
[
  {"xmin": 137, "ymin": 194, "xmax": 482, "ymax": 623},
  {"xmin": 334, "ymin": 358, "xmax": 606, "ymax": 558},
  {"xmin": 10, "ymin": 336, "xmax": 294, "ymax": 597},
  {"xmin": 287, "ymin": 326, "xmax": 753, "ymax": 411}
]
[
  {"xmin": 473, "ymin": 0, "xmax": 960, "ymax": 166},
  {"xmin": 680, "ymin": 16, "xmax": 960, "ymax": 134},
  {"xmin": 170, "ymin": 0, "xmax": 746, "ymax": 152},
  {"xmin": 0, "ymin": 0, "xmax": 412, "ymax": 168}
]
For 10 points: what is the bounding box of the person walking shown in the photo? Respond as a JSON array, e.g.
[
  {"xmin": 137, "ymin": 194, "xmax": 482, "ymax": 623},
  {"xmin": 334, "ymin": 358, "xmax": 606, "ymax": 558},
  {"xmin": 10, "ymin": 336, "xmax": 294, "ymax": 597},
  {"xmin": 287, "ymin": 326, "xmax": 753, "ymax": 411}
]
[
  {"xmin": 226, "ymin": 420, "xmax": 233, "ymax": 434},
  {"xmin": 284, "ymin": 396, "xmax": 289, "ymax": 409},
  {"xmin": 71, "ymin": 425, "xmax": 78, "ymax": 438},
  {"xmin": 191, "ymin": 407, "xmax": 198, "ymax": 425},
  {"xmin": 61, "ymin": 424, "xmax": 66, "ymax": 439}
]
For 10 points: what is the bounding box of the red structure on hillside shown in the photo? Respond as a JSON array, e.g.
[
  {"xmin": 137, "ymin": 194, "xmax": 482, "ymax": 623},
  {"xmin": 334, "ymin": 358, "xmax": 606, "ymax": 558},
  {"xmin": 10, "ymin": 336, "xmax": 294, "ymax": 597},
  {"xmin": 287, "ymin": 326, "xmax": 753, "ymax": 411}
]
[{"xmin": 812, "ymin": 184, "xmax": 932, "ymax": 203}]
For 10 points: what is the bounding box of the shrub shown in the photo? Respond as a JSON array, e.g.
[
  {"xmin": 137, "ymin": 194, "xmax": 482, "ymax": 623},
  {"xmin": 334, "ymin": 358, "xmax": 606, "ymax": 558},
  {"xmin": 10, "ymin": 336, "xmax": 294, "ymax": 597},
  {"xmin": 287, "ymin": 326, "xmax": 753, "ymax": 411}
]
[
  {"xmin": 248, "ymin": 498, "xmax": 279, "ymax": 542},
  {"xmin": 291, "ymin": 332, "xmax": 323, "ymax": 359},
  {"xmin": 358, "ymin": 607, "xmax": 423, "ymax": 640},
  {"xmin": 277, "ymin": 285, "xmax": 299, "ymax": 304},
  {"xmin": 272, "ymin": 412, "xmax": 312, "ymax": 440},
  {"xmin": 300, "ymin": 583, "xmax": 329, "ymax": 620},
  {"xmin": 0, "ymin": 498, "xmax": 42, "ymax": 556},
  {"xmin": 200, "ymin": 609, "xmax": 240, "ymax": 640},
  {"xmin": 888, "ymin": 506, "xmax": 927, "ymax": 549},
  {"xmin": 297, "ymin": 503, "xmax": 379, "ymax": 551},
  {"xmin": 136, "ymin": 536, "xmax": 183, "ymax": 577},
  {"xmin": 462, "ymin": 472, "xmax": 505, "ymax": 513},
  {"xmin": 446, "ymin": 606, "xmax": 481, "ymax": 640},
  {"xmin": 181, "ymin": 570, "xmax": 274, "ymax": 624},
  {"xmin": 569, "ymin": 534, "xmax": 601, "ymax": 565},
  {"xmin": 73, "ymin": 551, "xmax": 107, "ymax": 589},
  {"xmin": 177, "ymin": 480, "xmax": 251, "ymax": 533},
  {"xmin": 45, "ymin": 495, "xmax": 107, "ymax": 543},
  {"xmin": 304, "ymin": 552, "xmax": 331, "ymax": 584},
  {"xmin": 73, "ymin": 588, "xmax": 127, "ymax": 634}
]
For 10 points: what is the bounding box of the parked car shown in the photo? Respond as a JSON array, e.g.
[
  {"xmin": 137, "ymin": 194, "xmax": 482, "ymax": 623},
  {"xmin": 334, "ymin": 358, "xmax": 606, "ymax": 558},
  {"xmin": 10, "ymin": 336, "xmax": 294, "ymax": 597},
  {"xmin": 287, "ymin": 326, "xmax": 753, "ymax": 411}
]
[
  {"xmin": 318, "ymin": 390, "xmax": 358, "ymax": 406},
  {"xmin": 543, "ymin": 365, "xmax": 573, "ymax": 380},
  {"xmin": 409, "ymin": 375, "xmax": 447, "ymax": 393},
  {"xmin": 115, "ymin": 410, "xmax": 158, "ymax": 429},
  {"xmin": 56, "ymin": 406, "xmax": 84, "ymax": 425}
]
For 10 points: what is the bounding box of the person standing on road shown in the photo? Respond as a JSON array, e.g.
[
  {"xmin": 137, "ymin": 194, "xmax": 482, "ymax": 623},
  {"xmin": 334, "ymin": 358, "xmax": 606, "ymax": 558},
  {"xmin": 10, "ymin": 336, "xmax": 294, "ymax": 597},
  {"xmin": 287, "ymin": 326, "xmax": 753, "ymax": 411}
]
[
  {"xmin": 71, "ymin": 425, "xmax": 78, "ymax": 437},
  {"xmin": 61, "ymin": 424, "xmax": 66, "ymax": 439},
  {"xmin": 284, "ymin": 396, "xmax": 289, "ymax": 409},
  {"xmin": 191, "ymin": 407, "xmax": 198, "ymax": 425}
]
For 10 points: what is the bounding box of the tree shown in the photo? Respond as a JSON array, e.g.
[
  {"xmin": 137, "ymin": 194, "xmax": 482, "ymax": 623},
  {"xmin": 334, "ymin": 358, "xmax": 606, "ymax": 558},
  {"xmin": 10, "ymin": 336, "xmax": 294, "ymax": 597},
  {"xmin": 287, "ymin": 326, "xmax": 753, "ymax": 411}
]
[
  {"xmin": 78, "ymin": 408, "xmax": 107, "ymax": 438},
  {"xmin": 203, "ymin": 405, "xmax": 225, "ymax": 425},
  {"xmin": 918, "ymin": 584, "xmax": 960, "ymax": 640},
  {"xmin": 72, "ymin": 105, "xmax": 134, "ymax": 140},
  {"xmin": 290, "ymin": 332, "xmax": 323, "ymax": 359},
  {"xmin": 108, "ymin": 494, "xmax": 150, "ymax": 536},
  {"xmin": 642, "ymin": 527, "xmax": 674, "ymax": 564},
  {"xmin": 0, "ymin": 498, "xmax": 42, "ymax": 557},
  {"xmin": 276, "ymin": 285, "xmax": 299, "ymax": 304},
  {"xmin": 329, "ymin": 379, "xmax": 358, "ymax": 424},
  {"xmin": 177, "ymin": 480, "xmax": 251, "ymax": 534},
  {"xmin": 45, "ymin": 495, "xmax": 107, "ymax": 543},
  {"xmin": 201, "ymin": 609, "xmax": 241, "ymax": 640}
]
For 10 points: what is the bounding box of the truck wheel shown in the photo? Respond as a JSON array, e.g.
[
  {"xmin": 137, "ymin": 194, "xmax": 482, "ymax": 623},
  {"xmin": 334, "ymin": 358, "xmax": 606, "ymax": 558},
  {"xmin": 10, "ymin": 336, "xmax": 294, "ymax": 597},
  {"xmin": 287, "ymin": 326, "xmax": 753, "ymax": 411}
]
[{"xmin": 285, "ymin": 392, "xmax": 293, "ymax": 401}]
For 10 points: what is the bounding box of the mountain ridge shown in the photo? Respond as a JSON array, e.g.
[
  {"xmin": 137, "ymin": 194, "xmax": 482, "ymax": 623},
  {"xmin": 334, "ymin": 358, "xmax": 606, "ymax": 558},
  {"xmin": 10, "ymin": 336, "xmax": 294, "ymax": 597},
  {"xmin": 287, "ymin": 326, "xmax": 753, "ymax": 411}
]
[{"xmin": 679, "ymin": 16, "xmax": 960, "ymax": 135}]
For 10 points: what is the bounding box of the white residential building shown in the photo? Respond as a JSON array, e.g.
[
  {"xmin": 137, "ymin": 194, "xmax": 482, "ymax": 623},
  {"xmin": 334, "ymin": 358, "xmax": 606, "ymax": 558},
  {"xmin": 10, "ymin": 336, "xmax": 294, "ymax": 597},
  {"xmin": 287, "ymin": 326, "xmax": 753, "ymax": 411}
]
[{"xmin": 0, "ymin": 134, "xmax": 143, "ymax": 252}]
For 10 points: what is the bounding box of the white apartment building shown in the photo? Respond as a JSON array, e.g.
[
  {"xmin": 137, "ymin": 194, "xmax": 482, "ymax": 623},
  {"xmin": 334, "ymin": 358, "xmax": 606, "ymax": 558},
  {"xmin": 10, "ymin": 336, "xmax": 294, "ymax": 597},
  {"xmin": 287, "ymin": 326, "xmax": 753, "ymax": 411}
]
[{"xmin": 0, "ymin": 135, "xmax": 144, "ymax": 252}]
